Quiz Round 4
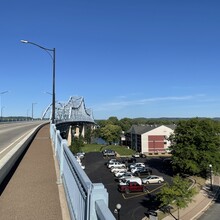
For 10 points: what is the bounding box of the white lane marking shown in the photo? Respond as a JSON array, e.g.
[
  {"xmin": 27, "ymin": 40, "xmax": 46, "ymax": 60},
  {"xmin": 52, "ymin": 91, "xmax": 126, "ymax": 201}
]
[{"xmin": 0, "ymin": 130, "xmax": 33, "ymax": 155}]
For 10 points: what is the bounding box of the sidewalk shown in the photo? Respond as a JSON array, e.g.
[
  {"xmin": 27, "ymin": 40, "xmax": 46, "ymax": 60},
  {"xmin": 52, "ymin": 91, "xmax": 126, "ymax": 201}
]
[
  {"xmin": 0, "ymin": 124, "xmax": 68, "ymax": 220},
  {"xmin": 162, "ymin": 175, "xmax": 220, "ymax": 220}
]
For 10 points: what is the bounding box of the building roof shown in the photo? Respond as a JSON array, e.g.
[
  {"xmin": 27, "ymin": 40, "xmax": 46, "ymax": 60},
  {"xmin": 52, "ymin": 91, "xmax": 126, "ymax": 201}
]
[{"xmin": 127, "ymin": 124, "xmax": 176, "ymax": 135}]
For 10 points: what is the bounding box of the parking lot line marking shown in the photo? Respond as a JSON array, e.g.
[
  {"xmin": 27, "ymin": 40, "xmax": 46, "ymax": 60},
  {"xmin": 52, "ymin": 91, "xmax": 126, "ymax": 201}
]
[
  {"xmin": 121, "ymin": 183, "xmax": 166, "ymax": 200},
  {"xmin": 122, "ymin": 191, "xmax": 150, "ymax": 200},
  {"xmin": 148, "ymin": 183, "xmax": 166, "ymax": 193}
]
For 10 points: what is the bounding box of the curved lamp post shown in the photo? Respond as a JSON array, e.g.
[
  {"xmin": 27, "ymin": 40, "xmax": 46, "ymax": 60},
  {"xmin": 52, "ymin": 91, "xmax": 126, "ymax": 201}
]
[
  {"xmin": 209, "ymin": 164, "xmax": 213, "ymax": 191},
  {"xmin": 21, "ymin": 40, "xmax": 56, "ymax": 124}
]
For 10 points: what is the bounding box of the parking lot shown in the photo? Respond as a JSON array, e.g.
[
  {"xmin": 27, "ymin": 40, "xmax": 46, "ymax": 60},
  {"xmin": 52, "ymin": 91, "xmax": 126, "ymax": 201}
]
[{"xmin": 83, "ymin": 152, "xmax": 173, "ymax": 220}]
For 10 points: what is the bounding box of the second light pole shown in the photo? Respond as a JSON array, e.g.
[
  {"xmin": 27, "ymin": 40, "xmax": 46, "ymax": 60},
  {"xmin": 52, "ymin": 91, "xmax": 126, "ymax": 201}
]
[
  {"xmin": 21, "ymin": 40, "xmax": 56, "ymax": 124},
  {"xmin": 32, "ymin": 103, "xmax": 37, "ymax": 120},
  {"xmin": 209, "ymin": 164, "xmax": 213, "ymax": 191}
]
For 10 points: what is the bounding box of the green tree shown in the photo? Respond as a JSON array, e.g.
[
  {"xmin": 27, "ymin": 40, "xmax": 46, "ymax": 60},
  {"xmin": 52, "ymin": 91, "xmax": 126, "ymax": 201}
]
[
  {"xmin": 69, "ymin": 136, "xmax": 84, "ymax": 154},
  {"xmin": 100, "ymin": 124, "xmax": 122, "ymax": 145},
  {"xmin": 169, "ymin": 118, "xmax": 220, "ymax": 176},
  {"xmin": 119, "ymin": 117, "xmax": 133, "ymax": 132},
  {"xmin": 84, "ymin": 126, "xmax": 92, "ymax": 144},
  {"xmin": 158, "ymin": 175, "xmax": 196, "ymax": 220},
  {"xmin": 107, "ymin": 116, "xmax": 119, "ymax": 125}
]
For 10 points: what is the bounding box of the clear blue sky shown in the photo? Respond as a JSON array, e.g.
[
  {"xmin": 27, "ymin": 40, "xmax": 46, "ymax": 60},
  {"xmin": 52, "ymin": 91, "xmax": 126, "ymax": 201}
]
[{"xmin": 1, "ymin": 0, "xmax": 220, "ymax": 119}]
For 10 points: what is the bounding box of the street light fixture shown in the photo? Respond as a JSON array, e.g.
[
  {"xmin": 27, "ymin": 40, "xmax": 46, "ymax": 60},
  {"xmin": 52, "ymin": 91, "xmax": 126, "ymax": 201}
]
[
  {"xmin": 21, "ymin": 40, "xmax": 56, "ymax": 124},
  {"xmin": 209, "ymin": 164, "xmax": 213, "ymax": 191},
  {"xmin": 0, "ymin": 91, "xmax": 9, "ymax": 122},
  {"xmin": 115, "ymin": 203, "xmax": 121, "ymax": 220}
]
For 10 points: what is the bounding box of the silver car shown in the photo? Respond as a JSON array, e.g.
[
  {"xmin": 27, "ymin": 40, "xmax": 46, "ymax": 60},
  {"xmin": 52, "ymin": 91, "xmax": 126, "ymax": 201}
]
[{"xmin": 142, "ymin": 175, "xmax": 164, "ymax": 184}]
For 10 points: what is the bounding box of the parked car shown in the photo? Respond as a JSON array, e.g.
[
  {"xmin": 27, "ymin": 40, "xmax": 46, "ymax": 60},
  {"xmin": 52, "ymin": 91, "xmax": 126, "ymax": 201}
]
[
  {"xmin": 102, "ymin": 149, "xmax": 116, "ymax": 156},
  {"xmin": 132, "ymin": 152, "xmax": 147, "ymax": 158},
  {"xmin": 111, "ymin": 167, "xmax": 127, "ymax": 173},
  {"xmin": 130, "ymin": 162, "xmax": 145, "ymax": 169},
  {"xmin": 106, "ymin": 158, "xmax": 118, "ymax": 166},
  {"xmin": 163, "ymin": 158, "xmax": 172, "ymax": 165},
  {"xmin": 108, "ymin": 162, "xmax": 126, "ymax": 169},
  {"xmin": 132, "ymin": 152, "xmax": 140, "ymax": 158},
  {"xmin": 114, "ymin": 170, "xmax": 128, "ymax": 178},
  {"xmin": 131, "ymin": 166, "xmax": 146, "ymax": 174},
  {"xmin": 116, "ymin": 172, "xmax": 134, "ymax": 182},
  {"xmin": 121, "ymin": 157, "xmax": 136, "ymax": 164},
  {"xmin": 142, "ymin": 175, "xmax": 164, "ymax": 184},
  {"xmin": 75, "ymin": 156, "xmax": 85, "ymax": 169},
  {"xmin": 133, "ymin": 168, "xmax": 152, "ymax": 177},
  {"xmin": 118, "ymin": 177, "xmax": 148, "ymax": 194},
  {"xmin": 76, "ymin": 152, "xmax": 85, "ymax": 159}
]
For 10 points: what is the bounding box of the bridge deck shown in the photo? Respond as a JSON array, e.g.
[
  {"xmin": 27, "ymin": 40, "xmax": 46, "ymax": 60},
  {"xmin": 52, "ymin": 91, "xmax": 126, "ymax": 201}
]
[{"xmin": 0, "ymin": 124, "xmax": 64, "ymax": 220}]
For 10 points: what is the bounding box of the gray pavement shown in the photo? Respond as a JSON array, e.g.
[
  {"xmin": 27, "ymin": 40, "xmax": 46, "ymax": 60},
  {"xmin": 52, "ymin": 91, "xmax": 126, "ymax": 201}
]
[{"xmin": 0, "ymin": 124, "xmax": 67, "ymax": 220}]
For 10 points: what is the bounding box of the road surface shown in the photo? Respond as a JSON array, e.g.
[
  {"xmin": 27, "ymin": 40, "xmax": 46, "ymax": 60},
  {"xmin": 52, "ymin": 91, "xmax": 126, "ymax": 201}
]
[{"xmin": 0, "ymin": 121, "xmax": 47, "ymax": 159}]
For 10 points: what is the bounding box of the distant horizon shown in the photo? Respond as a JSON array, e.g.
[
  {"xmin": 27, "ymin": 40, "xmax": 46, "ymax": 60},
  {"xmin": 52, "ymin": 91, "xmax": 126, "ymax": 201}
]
[{"xmin": 1, "ymin": 115, "xmax": 220, "ymax": 121}]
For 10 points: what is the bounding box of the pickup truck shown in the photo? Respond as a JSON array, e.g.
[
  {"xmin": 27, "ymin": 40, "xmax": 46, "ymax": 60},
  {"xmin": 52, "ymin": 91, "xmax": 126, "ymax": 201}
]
[{"xmin": 118, "ymin": 177, "xmax": 148, "ymax": 194}]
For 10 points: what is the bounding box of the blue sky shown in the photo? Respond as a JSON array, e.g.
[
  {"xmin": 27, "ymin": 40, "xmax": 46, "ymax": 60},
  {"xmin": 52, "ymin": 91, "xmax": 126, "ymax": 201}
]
[{"xmin": 1, "ymin": 0, "xmax": 220, "ymax": 119}]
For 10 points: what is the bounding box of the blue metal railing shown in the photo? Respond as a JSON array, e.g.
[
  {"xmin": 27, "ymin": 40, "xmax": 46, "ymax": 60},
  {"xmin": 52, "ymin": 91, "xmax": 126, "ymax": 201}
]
[{"xmin": 50, "ymin": 124, "xmax": 115, "ymax": 220}]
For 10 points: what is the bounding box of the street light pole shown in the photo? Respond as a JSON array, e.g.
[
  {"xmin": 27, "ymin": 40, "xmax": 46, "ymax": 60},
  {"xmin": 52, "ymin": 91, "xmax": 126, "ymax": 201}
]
[
  {"xmin": 115, "ymin": 204, "xmax": 121, "ymax": 220},
  {"xmin": 32, "ymin": 103, "xmax": 37, "ymax": 121},
  {"xmin": 1, "ymin": 106, "xmax": 5, "ymax": 121},
  {"xmin": 21, "ymin": 40, "xmax": 56, "ymax": 124},
  {"xmin": 209, "ymin": 164, "xmax": 213, "ymax": 191},
  {"xmin": 0, "ymin": 91, "xmax": 9, "ymax": 122}
]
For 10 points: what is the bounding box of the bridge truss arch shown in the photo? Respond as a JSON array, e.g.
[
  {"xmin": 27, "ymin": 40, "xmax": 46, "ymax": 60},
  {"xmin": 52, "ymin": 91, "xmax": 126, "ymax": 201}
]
[{"xmin": 42, "ymin": 96, "xmax": 95, "ymax": 125}]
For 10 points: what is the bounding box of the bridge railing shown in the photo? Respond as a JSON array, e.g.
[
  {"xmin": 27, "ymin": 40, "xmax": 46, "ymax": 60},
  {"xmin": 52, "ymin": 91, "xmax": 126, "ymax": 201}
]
[{"xmin": 50, "ymin": 124, "xmax": 115, "ymax": 220}]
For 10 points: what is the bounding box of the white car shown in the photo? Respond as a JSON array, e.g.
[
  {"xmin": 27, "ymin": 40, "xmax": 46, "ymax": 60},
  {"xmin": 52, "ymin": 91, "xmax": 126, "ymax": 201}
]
[
  {"xmin": 108, "ymin": 162, "xmax": 125, "ymax": 169},
  {"xmin": 142, "ymin": 175, "xmax": 164, "ymax": 184},
  {"xmin": 76, "ymin": 152, "xmax": 85, "ymax": 159},
  {"xmin": 118, "ymin": 172, "xmax": 134, "ymax": 182},
  {"xmin": 132, "ymin": 153, "xmax": 140, "ymax": 158},
  {"xmin": 106, "ymin": 158, "xmax": 117, "ymax": 166},
  {"xmin": 111, "ymin": 167, "xmax": 127, "ymax": 174},
  {"xmin": 130, "ymin": 162, "xmax": 145, "ymax": 169},
  {"xmin": 114, "ymin": 170, "xmax": 128, "ymax": 177}
]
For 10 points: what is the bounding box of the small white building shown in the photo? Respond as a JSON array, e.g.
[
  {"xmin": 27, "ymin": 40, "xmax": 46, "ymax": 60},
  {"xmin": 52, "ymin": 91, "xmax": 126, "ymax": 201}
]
[{"xmin": 125, "ymin": 124, "xmax": 175, "ymax": 154}]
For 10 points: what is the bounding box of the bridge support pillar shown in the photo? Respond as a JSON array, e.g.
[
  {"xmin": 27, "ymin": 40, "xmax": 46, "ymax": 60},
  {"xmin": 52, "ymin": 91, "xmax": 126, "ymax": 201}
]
[{"xmin": 67, "ymin": 126, "xmax": 72, "ymax": 146}]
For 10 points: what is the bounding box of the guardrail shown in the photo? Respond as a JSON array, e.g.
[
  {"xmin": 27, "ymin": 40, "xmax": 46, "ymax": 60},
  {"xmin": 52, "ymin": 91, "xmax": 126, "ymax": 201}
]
[{"xmin": 50, "ymin": 124, "xmax": 115, "ymax": 220}]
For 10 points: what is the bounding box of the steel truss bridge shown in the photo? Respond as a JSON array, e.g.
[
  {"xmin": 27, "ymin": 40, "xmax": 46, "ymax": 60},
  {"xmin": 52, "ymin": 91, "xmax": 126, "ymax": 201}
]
[{"xmin": 42, "ymin": 96, "xmax": 95, "ymax": 124}]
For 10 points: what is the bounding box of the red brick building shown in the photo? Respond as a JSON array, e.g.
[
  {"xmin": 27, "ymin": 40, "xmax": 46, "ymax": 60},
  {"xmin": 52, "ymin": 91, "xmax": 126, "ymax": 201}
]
[{"xmin": 125, "ymin": 124, "xmax": 175, "ymax": 154}]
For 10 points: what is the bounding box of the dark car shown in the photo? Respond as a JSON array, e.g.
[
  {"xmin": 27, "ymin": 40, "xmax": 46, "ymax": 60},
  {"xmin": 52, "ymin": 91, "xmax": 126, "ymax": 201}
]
[{"xmin": 133, "ymin": 168, "xmax": 153, "ymax": 177}]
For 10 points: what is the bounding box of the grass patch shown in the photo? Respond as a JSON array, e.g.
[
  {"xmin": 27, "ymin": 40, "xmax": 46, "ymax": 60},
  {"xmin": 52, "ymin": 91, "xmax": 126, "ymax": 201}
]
[
  {"xmin": 81, "ymin": 144, "xmax": 103, "ymax": 153},
  {"xmin": 82, "ymin": 144, "xmax": 135, "ymax": 156}
]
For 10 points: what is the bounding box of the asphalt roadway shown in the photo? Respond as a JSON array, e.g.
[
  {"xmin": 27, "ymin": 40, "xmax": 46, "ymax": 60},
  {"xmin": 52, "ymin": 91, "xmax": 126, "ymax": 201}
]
[{"xmin": 83, "ymin": 152, "xmax": 173, "ymax": 220}]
